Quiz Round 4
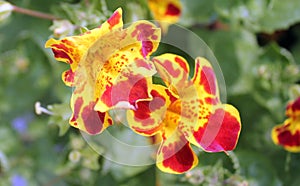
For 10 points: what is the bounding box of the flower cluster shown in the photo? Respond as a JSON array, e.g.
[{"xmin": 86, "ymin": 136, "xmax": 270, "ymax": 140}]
[
  {"xmin": 272, "ymin": 97, "xmax": 300, "ymax": 152},
  {"xmin": 45, "ymin": 8, "xmax": 241, "ymax": 174}
]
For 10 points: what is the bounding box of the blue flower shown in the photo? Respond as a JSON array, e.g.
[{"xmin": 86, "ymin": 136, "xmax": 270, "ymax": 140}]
[
  {"xmin": 11, "ymin": 174, "xmax": 27, "ymax": 186},
  {"xmin": 11, "ymin": 114, "xmax": 33, "ymax": 134}
]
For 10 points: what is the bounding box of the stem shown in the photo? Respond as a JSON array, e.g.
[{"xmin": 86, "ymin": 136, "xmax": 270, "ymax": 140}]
[
  {"xmin": 12, "ymin": 5, "xmax": 59, "ymax": 20},
  {"xmin": 227, "ymin": 151, "xmax": 241, "ymax": 174},
  {"xmin": 284, "ymin": 152, "xmax": 291, "ymax": 173}
]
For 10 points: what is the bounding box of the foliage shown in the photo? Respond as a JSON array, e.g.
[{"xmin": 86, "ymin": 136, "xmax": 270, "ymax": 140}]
[{"xmin": 0, "ymin": 0, "xmax": 300, "ymax": 185}]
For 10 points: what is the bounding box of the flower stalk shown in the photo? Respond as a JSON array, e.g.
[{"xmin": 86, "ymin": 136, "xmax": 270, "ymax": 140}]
[{"xmin": 12, "ymin": 5, "xmax": 58, "ymax": 20}]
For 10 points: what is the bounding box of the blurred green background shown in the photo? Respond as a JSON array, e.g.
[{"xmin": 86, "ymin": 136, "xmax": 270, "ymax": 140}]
[{"xmin": 1, "ymin": 0, "xmax": 300, "ymax": 185}]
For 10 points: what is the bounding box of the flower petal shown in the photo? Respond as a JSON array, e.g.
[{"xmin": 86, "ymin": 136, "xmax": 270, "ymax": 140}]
[
  {"xmin": 192, "ymin": 104, "xmax": 241, "ymax": 152},
  {"xmin": 148, "ymin": 0, "xmax": 181, "ymax": 33},
  {"xmin": 127, "ymin": 84, "xmax": 178, "ymax": 136},
  {"xmin": 69, "ymin": 76, "xmax": 113, "ymax": 135},
  {"xmin": 62, "ymin": 69, "xmax": 75, "ymax": 86},
  {"xmin": 156, "ymin": 131, "xmax": 198, "ymax": 174},
  {"xmin": 152, "ymin": 53, "xmax": 190, "ymax": 93},
  {"xmin": 272, "ymin": 118, "xmax": 300, "ymax": 152},
  {"xmin": 45, "ymin": 8, "xmax": 123, "ymax": 86},
  {"xmin": 127, "ymin": 21, "xmax": 161, "ymax": 58},
  {"xmin": 93, "ymin": 56, "xmax": 156, "ymax": 112},
  {"xmin": 286, "ymin": 97, "xmax": 300, "ymax": 118},
  {"xmin": 91, "ymin": 21, "xmax": 160, "ymax": 112},
  {"xmin": 191, "ymin": 57, "xmax": 220, "ymax": 101}
]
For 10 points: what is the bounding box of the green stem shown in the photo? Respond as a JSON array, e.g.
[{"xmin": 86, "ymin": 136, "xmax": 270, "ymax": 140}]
[
  {"xmin": 284, "ymin": 152, "xmax": 291, "ymax": 173},
  {"xmin": 12, "ymin": 5, "xmax": 59, "ymax": 20},
  {"xmin": 227, "ymin": 151, "xmax": 241, "ymax": 174}
]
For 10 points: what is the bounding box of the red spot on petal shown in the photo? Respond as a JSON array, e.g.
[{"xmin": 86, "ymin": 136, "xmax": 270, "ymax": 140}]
[
  {"xmin": 61, "ymin": 39, "xmax": 75, "ymax": 47},
  {"xmin": 131, "ymin": 23, "xmax": 154, "ymax": 40},
  {"xmin": 276, "ymin": 122, "xmax": 300, "ymax": 147},
  {"xmin": 108, "ymin": 118, "xmax": 113, "ymax": 125},
  {"xmin": 194, "ymin": 109, "xmax": 240, "ymax": 152},
  {"xmin": 200, "ymin": 66, "xmax": 217, "ymax": 95},
  {"xmin": 151, "ymin": 34, "xmax": 158, "ymax": 40},
  {"xmin": 52, "ymin": 48, "xmax": 73, "ymax": 64},
  {"xmin": 287, "ymin": 97, "xmax": 300, "ymax": 116},
  {"xmin": 81, "ymin": 101, "xmax": 104, "ymax": 135},
  {"xmin": 165, "ymin": 88, "xmax": 177, "ymax": 103},
  {"xmin": 131, "ymin": 124, "xmax": 162, "ymax": 135},
  {"xmin": 161, "ymin": 141, "xmax": 195, "ymax": 173},
  {"xmin": 134, "ymin": 89, "xmax": 165, "ymax": 125},
  {"xmin": 165, "ymin": 3, "xmax": 181, "ymax": 16},
  {"xmin": 136, "ymin": 58, "xmax": 153, "ymax": 70},
  {"xmin": 156, "ymin": 59, "xmax": 180, "ymax": 78},
  {"xmin": 277, "ymin": 130, "xmax": 300, "ymax": 147},
  {"xmin": 141, "ymin": 41, "xmax": 153, "ymax": 57},
  {"xmin": 101, "ymin": 75, "xmax": 150, "ymax": 109},
  {"xmin": 175, "ymin": 57, "xmax": 188, "ymax": 73},
  {"xmin": 107, "ymin": 10, "xmax": 121, "ymax": 29},
  {"xmin": 205, "ymin": 97, "xmax": 219, "ymax": 105},
  {"xmin": 63, "ymin": 69, "xmax": 75, "ymax": 85},
  {"xmin": 72, "ymin": 97, "xmax": 83, "ymax": 123}
]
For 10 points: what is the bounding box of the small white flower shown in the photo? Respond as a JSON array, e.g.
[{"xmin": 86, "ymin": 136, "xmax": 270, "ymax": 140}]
[{"xmin": 0, "ymin": 1, "xmax": 14, "ymax": 21}]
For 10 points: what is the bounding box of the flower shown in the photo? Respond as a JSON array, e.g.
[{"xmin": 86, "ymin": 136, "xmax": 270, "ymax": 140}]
[
  {"xmin": 11, "ymin": 113, "xmax": 33, "ymax": 135},
  {"xmin": 45, "ymin": 8, "xmax": 161, "ymax": 134},
  {"xmin": 11, "ymin": 174, "xmax": 27, "ymax": 186},
  {"xmin": 272, "ymin": 97, "xmax": 300, "ymax": 152},
  {"xmin": 127, "ymin": 54, "xmax": 241, "ymax": 173},
  {"xmin": 0, "ymin": 1, "xmax": 14, "ymax": 21},
  {"xmin": 50, "ymin": 20, "xmax": 75, "ymax": 38},
  {"xmin": 147, "ymin": 0, "xmax": 182, "ymax": 33}
]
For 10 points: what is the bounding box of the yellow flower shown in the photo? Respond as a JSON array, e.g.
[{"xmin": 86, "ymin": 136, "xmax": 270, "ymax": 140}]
[
  {"xmin": 45, "ymin": 8, "xmax": 161, "ymax": 134},
  {"xmin": 127, "ymin": 54, "xmax": 242, "ymax": 173},
  {"xmin": 272, "ymin": 97, "xmax": 300, "ymax": 152},
  {"xmin": 148, "ymin": 0, "xmax": 182, "ymax": 33}
]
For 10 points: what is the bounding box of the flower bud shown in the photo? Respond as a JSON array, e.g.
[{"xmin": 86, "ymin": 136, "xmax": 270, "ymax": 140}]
[
  {"xmin": 0, "ymin": 1, "xmax": 13, "ymax": 21},
  {"xmin": 68, "ymin": 150, "xmax": 81, "ymax": 163},
  {"xmin": 50, "ymin": 20, "xmax": 75, "ymax": 38}
]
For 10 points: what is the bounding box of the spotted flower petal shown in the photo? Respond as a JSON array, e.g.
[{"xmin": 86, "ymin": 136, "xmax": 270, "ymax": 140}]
[
  {"xmin": 45, "ymin": 8, "xmax": 124, "ymax": 86},
  {"xmin": 272, "ymin": 97, "xmax": 300, "ymax": 152},
  {"xmin": 69, "ymin": 83, "xmax": 113, "ymax": 134},
  {"xmin": 148, "ymin": 0, "xmax": 182, "ymax": 33},
  {"xmin": 156, "ymin": 130, "xmax": 198, "ymax": 174},
  {"xmin": 46, "ymin": 8, "xmax": 161, "ymax": 135},
  {"xmin": 192, "ymin": 104, "xmax": 241, "ymax": 152},
  {"xmin": 286, "ymin": 97, "xmax": 300, "ymax": 118},
  {"xmin": 93, "ymin": 21, "xmax": 161, "ymax": 112},
  {"xmin": 127, "ymin": 84, "xmax": 178, "ymax": 136},
  {"xmin": 153, "ymin": 54, "xmax": 241, "ymax": 152},
  {"xmin": 126, "ymin": 83, "xmax": 198, "ymax": 173},
  {"xmin": 70, "ymin": 21, "xmax": 160, "ymax": 134}
]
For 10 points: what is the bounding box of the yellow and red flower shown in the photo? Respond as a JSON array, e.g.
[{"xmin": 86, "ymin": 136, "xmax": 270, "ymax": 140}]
[
  {"xmin": 127, "ymin": 53, "xmax": 241, "ymax": 174},
  {"xmin": 45, "ymin": 8, "xmax": 161, "ymax": 135},
  {"xmin": 272, "ymin": 97, "xmax": 300, "ymax": 152},
  {"xmin": 45, "ymin": 7, "xmax": 242, "ymax": 174},
  {"xmin": 147, "ymin": 0, "xmax": 182, "ymax": 33}
]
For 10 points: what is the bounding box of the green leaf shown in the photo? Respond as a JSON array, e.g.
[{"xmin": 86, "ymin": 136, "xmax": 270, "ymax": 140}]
[
  {"xmin": 48, "ymin": 103, "xmax": 72, "ymax": 136},
  {"xmin": 258, "ymin": 0, "xmax": 300, "ymax": 33},
  {"xmin": 180, "ymin": 0, "xmax": 216, "ymax": 26},
  {"xmin": 236, "ymin": 150, "xmax": 282, "ymax": 186},
  {"xmin": 215, "ymin": 0, "xmax": 300, "ymax": 33}
]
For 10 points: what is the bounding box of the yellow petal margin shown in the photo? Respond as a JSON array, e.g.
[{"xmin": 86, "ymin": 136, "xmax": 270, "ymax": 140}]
[{"xmin": 272, "ymin": 97, "xmax": 300, "ymax": 152}]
